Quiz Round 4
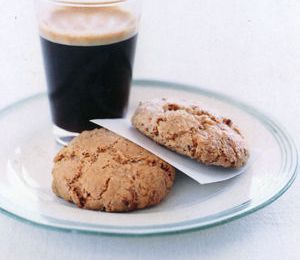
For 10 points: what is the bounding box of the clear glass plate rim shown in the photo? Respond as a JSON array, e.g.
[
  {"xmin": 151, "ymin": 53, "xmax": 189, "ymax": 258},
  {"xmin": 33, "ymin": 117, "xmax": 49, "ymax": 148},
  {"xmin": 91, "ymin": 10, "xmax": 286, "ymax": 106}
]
[{"xmin": 0, "ymin": 79, "xmax": 298, "ymax": 236}]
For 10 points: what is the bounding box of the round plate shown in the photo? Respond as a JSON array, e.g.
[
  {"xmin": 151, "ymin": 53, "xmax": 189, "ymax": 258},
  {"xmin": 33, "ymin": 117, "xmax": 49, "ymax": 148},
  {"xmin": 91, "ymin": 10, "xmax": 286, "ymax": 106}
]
[{"xmin": 0, "ymin": 79, "xmax": 297, "ymax": 236}]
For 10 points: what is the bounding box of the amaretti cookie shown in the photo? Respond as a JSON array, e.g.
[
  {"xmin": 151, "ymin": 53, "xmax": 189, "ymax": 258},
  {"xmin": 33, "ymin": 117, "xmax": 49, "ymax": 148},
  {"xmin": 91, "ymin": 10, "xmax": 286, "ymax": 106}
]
[
  {"xmin": 132, "ymin": 98, "xmax": 249, "ymax": 168},
  {"xmin": 52, "ymin": 129, "xmax": 175, "ymax": 212}
]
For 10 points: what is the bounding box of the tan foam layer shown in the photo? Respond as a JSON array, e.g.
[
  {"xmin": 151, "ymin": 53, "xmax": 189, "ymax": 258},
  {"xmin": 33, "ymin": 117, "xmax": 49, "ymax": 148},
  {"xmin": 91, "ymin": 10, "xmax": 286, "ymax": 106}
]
[{"xmin": 39, "ymin": 6, "xmax": 138, "ymax": 46}]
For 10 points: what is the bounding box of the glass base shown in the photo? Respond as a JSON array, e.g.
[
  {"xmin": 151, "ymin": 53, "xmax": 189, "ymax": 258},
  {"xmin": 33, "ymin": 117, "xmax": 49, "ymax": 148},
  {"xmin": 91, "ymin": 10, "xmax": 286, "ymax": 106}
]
[{"xmin": 53, "ymin": 125, "xmax": 78, "ymax": 146}]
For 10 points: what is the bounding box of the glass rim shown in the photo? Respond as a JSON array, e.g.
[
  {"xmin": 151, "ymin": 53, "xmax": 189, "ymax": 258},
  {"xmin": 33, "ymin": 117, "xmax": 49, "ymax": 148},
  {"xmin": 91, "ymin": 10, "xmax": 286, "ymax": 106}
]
[{"xmin": 42, "ymin": 0, "xmax": 131, "ymax": 7}]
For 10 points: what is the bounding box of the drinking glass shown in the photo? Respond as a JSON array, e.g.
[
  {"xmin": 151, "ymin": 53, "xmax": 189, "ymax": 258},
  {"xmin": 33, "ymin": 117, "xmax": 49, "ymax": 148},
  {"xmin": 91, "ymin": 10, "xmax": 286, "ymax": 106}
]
[{"xmin": 35, "ymin": 0, "xmax": 141, "ymax": 144}]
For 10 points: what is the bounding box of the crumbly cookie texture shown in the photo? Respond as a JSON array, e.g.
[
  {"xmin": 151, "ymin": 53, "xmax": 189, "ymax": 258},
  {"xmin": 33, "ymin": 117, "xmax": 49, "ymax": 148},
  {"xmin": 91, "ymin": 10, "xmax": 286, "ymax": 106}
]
[
  {"xmin": 132, "ymin": 98, "xmax": 249, "ymax": 168},
  {"xmin": 52, "ymin": 129, "xmax": 175, "ymax": 212}
]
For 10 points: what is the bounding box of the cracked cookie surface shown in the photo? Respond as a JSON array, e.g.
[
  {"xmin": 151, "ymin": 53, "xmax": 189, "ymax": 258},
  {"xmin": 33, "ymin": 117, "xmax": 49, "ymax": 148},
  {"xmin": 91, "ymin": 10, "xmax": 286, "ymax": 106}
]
[
  {"xmin": 52, "ymin": 129, "xmax": 175, "ymax": 212},
  {"xmin": 132, "ymin": 98, "xmax": 249, "ymax": 168}
]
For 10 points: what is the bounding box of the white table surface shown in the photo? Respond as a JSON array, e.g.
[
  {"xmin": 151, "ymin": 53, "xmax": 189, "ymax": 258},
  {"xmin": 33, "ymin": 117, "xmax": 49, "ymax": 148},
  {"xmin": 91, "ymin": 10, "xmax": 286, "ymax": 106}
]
[{"xmin": 1, "ymin": 0, "xmax": 299, "ymax": 259}]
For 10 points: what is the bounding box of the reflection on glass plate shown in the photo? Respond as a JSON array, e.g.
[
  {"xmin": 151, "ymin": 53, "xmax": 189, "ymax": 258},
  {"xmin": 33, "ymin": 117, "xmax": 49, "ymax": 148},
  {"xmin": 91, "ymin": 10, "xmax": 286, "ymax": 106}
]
[{"xmin": 0, "ymin": 79, "xmax": 297, "ymax": 236}]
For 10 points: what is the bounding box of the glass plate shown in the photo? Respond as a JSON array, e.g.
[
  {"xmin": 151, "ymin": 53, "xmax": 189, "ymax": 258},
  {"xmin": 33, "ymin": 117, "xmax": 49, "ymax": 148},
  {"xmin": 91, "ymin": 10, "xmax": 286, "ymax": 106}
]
[{"xmin": 0, "ymin": 79, "xmax": 297, "ymax": 236}]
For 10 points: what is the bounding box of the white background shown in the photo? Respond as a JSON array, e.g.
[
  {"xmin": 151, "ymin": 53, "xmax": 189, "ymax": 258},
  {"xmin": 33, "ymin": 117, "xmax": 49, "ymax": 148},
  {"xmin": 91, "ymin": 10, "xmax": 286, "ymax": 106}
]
[{"xmin": 0, "ymin": 0, "xmax": 299, "ymax": 259}]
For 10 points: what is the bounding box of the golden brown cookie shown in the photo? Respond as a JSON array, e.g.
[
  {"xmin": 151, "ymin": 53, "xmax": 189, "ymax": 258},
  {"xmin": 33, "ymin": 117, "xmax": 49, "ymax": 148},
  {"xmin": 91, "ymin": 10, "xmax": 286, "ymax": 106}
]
[
  {"xmin": 52, "ymin": 129, "xmax": 175, "ymax": 212},
  {"xmin": 132, "ymin": 98, "xmax": 249, "ymax": 168}
]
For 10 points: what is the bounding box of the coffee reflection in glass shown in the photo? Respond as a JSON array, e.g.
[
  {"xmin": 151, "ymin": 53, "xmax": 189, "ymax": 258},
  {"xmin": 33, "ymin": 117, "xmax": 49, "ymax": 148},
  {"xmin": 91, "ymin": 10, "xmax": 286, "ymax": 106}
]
[{"xmin": 36, "ymin": 0, "xmax": 141, "ymax": 144}]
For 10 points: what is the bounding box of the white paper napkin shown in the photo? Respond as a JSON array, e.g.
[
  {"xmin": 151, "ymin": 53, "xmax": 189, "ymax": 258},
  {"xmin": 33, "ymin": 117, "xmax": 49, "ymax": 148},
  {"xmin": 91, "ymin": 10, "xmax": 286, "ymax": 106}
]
[{"xmin": 92, "ymin": 119, "xmax": 253, "ymax": 184}]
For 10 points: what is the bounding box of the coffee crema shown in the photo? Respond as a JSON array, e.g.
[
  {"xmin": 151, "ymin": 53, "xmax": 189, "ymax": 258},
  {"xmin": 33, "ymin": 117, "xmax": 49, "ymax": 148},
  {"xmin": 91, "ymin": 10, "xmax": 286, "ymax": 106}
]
[
  {"xmin": 39, "ymin": 6, "xmax": 138, "ymax": 46},
  {"xmin": 39, "ymin": 6, "xmax": 138, "ymax": 132}
]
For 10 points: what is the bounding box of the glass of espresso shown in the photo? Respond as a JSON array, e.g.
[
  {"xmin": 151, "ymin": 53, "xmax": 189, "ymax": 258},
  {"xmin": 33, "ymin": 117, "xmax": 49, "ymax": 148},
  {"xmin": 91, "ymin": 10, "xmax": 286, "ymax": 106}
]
[{"xmin": 35, "ymin": 0, "xmax": 141, "ymax": 144}]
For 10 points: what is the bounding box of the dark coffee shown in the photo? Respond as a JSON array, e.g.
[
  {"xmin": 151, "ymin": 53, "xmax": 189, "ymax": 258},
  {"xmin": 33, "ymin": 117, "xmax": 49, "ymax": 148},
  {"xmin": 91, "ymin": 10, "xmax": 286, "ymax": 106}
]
[
  {"xmin": 39, "ymin": 6, "xmax": 138, "ymax": 133},
  {"xmin": 40, "ymin": 35, "xmax": 137, "ymax": 132}
]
